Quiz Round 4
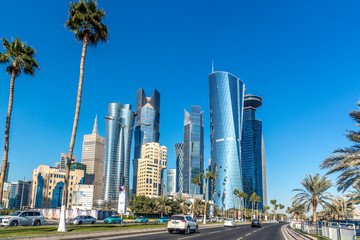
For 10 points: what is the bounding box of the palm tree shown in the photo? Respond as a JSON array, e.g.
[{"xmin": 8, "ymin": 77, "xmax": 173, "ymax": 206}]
[
  {"xmin": 320, "ymin": 102, "xmax": 360, "ymax": 192},
  {"xmin": 255, "ymin": 196, "xmax": 261, "ymax": 219},
  {"xmin": 291, "ymin": 173, "xmax": 333, "ymax": 223},
  {"xmin": 250, "ymin": 193, "xmax": 258, "ymax": 219},
  {"xmin": 200, "ymin": 169, "xmax": 215, "ymax": 224},
  {"xmin": 264, "ymin": 205, "xmax": 270, "ymax": 220},
  {"xmin": 274, "ymin": 204, "xmax": 278, "ymax": 220},
  {"xmin": 176, "ymin": 197, "xmax": 189, "ymax": 214},
  {"xmin": 345, "ymin": 185, "xmax": 360, "ymax": 205},
  {"xmin": 0, "ymin": 37, "xmax": 39, "ymax": 204},
  {"xmin": 279, "ymin": 204, "xmax": 285, "ymax": 220},
  {"xmin": 191, "ymin": 175, "xmax": 201, "ymax": 217},
  {"xmin": 154, "ymin": 196, "xmax": 172, "ymax": 218},
  {"xmin": 270, "ymin": 199, "xmax": 277, "ymax": 220},
  {"xmin": 242, "ymin": 192, "xmax": 248, "ymax": 220},
  {"xmin": 287, "ymin": 203, "xmax": 305, "ymax": 221},
  {"xmin": 233, "ymin": 189, "xmax": 240, "ymax": 219},
  {"xmin": 58, "ymin": 0, "xmax": 108, "ymax": 232}
]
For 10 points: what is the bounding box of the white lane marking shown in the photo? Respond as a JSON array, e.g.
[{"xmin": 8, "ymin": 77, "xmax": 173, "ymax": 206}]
[
  {"xmin": 212, "ymin": 230, "xmax": 221, "ymax": 233},
  {"xmin": 245, "ymin": 233, "xmax": 251, "ymax": 236},
  {"xmin": 99, "ymin": 231, "xmax": 167, "ymax": 239},
  {"xmin": 178, "ymin": 236, "xmax": 198, "ymax": 240},
  {"xmin": 281, "ymin": 225, "xmax": 290, "ymax": 240},
  {"xmin": 237, "ymin": 237, "xmax": 243, "ymax": 240}
]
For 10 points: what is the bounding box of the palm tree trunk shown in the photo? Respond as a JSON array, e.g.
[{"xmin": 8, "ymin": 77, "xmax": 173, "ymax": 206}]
[
  {"xmin": 313, "ymin": 203, "xmax": 317, "ymax": 223},
  {"xmin": 203, "ymin": 180, "xmax": 207, "ymax": 224},
  {"xmin": 238, "ymin": 198, "xmax": 241, "ymax": 220},
  {"xmin": 192, "ymin": 184, "xmax": 197, "ymax": 217},
  {"xmin": 0, "ymin": 70, "xmax": 16, "ymax": 205},
  {"xmin": 58, "ymin": 35, "xmax": 88, "ymax": 232}
]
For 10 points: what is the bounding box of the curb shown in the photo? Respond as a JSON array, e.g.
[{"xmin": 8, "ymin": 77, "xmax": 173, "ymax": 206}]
[{"xmin": 286, "ymin": 225, "xmax": 317, "ymax": 240}]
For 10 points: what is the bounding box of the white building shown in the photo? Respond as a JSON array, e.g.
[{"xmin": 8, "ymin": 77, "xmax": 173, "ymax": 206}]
[
  {"xmin": 166, "ymin": 169, "xmax": 176, "ymax": 195},
  {"xmin": 72, "ymin": 184, "xmax": 94, "ymax": 210}
]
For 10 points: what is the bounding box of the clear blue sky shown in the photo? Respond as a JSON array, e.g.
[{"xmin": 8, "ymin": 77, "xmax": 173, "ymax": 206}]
[{"xmin": 1, "ymin": 0, "xmax": 360, "ymax": 210}]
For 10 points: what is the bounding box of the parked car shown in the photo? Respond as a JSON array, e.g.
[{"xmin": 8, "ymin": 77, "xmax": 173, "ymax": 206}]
[
  {"xmin": 209, "ymin": 217, "xmax": 217, "ymax": 223},
  {"xmin": 0, "ymin": 211, "xmax": 45, "ymax": 227},
  {"xmin": 167, "ymin": 215, "xmax": 199, "ymax": 235},
  {"xmin": 156, "ymin": 217, "xmax": 169, "ymax": 223},
  {"xmin": 68, "ymin": 215, "xmax": 96, "ymax": 225},
  {"xmin": 224, "ymin": 219, "xmax": 236, "ymax": 228},
  {"xmin": 217, "ymin": 217, "xmax": 224, "ymax": 222},
  {"xmin": 134, "ymin": 216, "xmax": 148, "ymax": 223},
  {"xmin": 104, "ymin": 215, "xmax": 122, "ymax": 224},
  {"xmin": 251, "ymin": 219, "xmax": 262, "ymax": 228}
]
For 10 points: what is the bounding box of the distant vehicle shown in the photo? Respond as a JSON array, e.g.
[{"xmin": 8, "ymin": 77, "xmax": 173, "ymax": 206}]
[
  {"xmin": 224, "ymin": 219, "xmax": 236, "ymax": 228},
  {"xmin": 68, "ymin": 215, "xmax": 96, "ymax": 225},
  {"xmin": 217, "ymin": 217, "xmax": 224, "ymax": 222},
  {"xmin": 0, "ymin": 211, "xmax": 45, "ymax": 227},
  {"xmin": 251, "ymin": 219, "xmax": 262, "ymax": 228},
  {"xmin": 156, "ymin": 217, "xmax": 169, "ymax": 223},
  {"xmin": 135, "ymin": 216, "xmax": 148, "ymax": 223},
  {"xmin": 209, "ymin": 217, "xmax": 217, "ymax": 223},
  {"xmin": 167, "ymin": 215, "xmax": 199, "ymax": 235},
  {"xmin": 104, "ymin": 215, "xmax": 122, "ymax": 224}
]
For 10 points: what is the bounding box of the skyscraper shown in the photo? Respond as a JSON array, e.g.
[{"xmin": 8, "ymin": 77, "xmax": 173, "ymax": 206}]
[
  {"xmin": 174, "ymin": 142, "xmax": 184, "ymax": 194},
  {"xmin": 103, "ymin": 103, "xmax": 135, "ymax": 201},
  {"xmin": 133, "ymin": 89, "xmax": 160, "ymax": 194},
  {"xmin": 60, "ymin": 153, "xmax": 76, "ymax": 171},
  {"xmin": 209, "ymin": 71, "xmax": 245, "ymax": 210},
  {"xmin": 183, "ymin": 106, "xmax": 204, "ymax": 195},
  {"xmin": 166, "ymin": 169, "xmax": 176, "ymax": 195},
  {"xmin": 136, "ymin": 142, "xmax": 167, "ymax": 197},
  {"xmin": 81, "ymin": 116, "xmax": 105, "ymax": 201},
  {"xmin": 8, "ymin": 180, "xmax": 31, "ymax": 210},
  {"xmin": 241, "ymin": 94, "xmax": 267, "ymax": 210}
]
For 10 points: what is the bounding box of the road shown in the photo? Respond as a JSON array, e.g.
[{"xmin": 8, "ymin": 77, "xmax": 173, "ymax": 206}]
[{"xmin": 98, "ymin": 223, "xmax": 292, "ymax": 240}]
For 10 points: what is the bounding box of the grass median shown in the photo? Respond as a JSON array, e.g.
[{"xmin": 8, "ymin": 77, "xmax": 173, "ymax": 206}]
[{"xmin": 0, "ymin": 223, "xmax": 167, "ymax": 238}]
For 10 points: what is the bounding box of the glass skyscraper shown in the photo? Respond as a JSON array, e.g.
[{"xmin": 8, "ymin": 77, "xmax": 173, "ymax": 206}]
[
  {"xmin": 209, "ymin": 71, "xmax": 245, "ymax": 210},
  {"xmin": 133, "ymin": 89, "xmax": 160, "ymax": 194},
  {"xmin": 175, "ymin": 142, "xmax": 184, "ymax": 194},
  {"xmin": 103, "ymin": 103, "xmax": 135, "ymax": 201},
  {"xmin": 166, "ymin": 169, "xmax": 176, "ymax": 195},
  {"xmin": 183, "ymin": 106, "xmax": 204, "ymax": 195},
  {"xmin": 241, "ymin": 94, "xmax": 267, "ymax": 210}
]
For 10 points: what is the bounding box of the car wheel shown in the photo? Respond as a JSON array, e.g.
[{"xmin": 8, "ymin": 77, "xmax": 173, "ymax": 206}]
[
  {"xmin": 168, "ymin": 230, "xmax": 173, "ymax": 234},
  {"xmin": 10, "ymin": 221, "xmax": 18, "ymax": 227},
  {"xmin": 78, "ymin": 221, "xmax": 82, "ymax": 225},
  {"xmin": 195, "ymin": 225, "xmax": 199, "ymax": 233},
  {"xmin": 185, "ymin": 226, "xmax": 190, "ymax": 235},
  {"xmin": 33, "ymin": 220, "xmax": 41, "ymax": 226},
  {"xmin": 91, "ymin": 221, "xmax": 95, "ymax": 224}
]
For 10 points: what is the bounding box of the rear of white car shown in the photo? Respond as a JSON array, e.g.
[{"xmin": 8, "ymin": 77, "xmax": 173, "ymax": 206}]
[
  {"xmin": 224, "ymin": 219, "xmax": 236, "ymax": 227},
  {"xmin": 167, "ymin": 215, "xmax": 198, "ymax": 234}
]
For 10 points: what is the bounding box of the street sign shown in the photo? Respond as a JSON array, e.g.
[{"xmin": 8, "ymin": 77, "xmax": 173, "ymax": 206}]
[
  {"xmin": 209, "ymin": 205, "xmax": 214, "ymax": 217},
  {"xmin": 117, "ymin": 186, "xmax": 127, "ymax": 214}
]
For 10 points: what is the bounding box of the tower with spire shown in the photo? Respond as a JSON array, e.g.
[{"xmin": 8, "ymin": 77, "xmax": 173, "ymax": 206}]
[{"xmin": 81, "ymin": 115, "xmax": 105, "ymax": 201}]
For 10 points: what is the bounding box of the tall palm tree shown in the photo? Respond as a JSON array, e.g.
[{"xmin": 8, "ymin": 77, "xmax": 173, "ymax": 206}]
[
  {"xmin": 255, "ymin": 196, "xmax": 261, "ymax": 219},
  {"xmin": 242, "ymin": 192, "xmax": 248, "ymax": 220},
  {"xmin": 176, "ymin": 197, "xmax": 189, "ymax": 214},
  {"xmin": 191, "ymin": 175, "xmax": 201, "ymax": 217},
  {"xmin": 279, "ymin": 204, "xmax": 285, "ymax": 220},
  {"xmin": 154, "ymin": 196, "xmax": 172, "ymax": 218},
  {"xmin": 58, "ymin": 0, "xmax": 108, "ymax": 232},
  {"xmin": 200, "ymin": 169, "xmax": 215, "ymax": 224},
  {"xmin": 0, "ymin": 37, "xmax": 39, "ymax": 204},
  {"xmin": 320, "ymin": 102, "xmax": 360, "ymax": 192},
  {"xmin": 287, "ymin": 203, "xmax": 305, "ymax": 221},
  {"xmin": 291, "ymin": 173, "xmax": 333, "ymax": 223},
  {"xmin": 233, "ymin": 189, "xmax": 239, "ymax": 219},
  {"xmin": 264, "ymin": 205, "xmax": 270, "ymax": 220},
  {"xmin": 250, "ymin": 193, "xmax": 258, "ymax": 219},
  {"xmin": 270, "ymin": 199, "xmax": 277, "ymax": 220}
]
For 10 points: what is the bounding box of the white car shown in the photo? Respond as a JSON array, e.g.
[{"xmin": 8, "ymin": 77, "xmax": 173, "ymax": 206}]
[
  {"xmin": 167, "ymin": 215, "xmax": 199, "ymax": 235},
  {"xmin": 0, "ymin": 211, "xmax": 45, "ymax": 227},
  {"xmin": 224, "ymin": 218, "xmax": 236, "ymax": 227}
]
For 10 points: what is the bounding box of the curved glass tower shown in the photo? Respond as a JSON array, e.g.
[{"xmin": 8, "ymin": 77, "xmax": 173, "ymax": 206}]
[
  {"xmin": 103, "ymin": 103, "xmax": 135, "ymax": 201},
  {"xmin": 209, "ymin": 71, "xmax": 245, "ymax": 210}
]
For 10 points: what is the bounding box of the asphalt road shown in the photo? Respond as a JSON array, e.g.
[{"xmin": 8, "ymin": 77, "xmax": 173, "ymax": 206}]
[{"xmin": 98, "ymin": 223, "xmax": 292, "ymax": 240}]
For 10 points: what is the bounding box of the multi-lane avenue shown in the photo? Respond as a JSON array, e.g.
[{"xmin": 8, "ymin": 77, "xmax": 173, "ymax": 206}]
[{"xmin": 99, "ymin": 223, "xmax": 293, "ymax": 240}]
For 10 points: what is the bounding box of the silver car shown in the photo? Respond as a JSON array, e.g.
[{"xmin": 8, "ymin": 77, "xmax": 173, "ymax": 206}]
[
  {"xmin": 0, "ymin": 211, "xmax": 45, "ymax": 227},
  {"xmin": 68, "ymin": 215, "xmax": 96, "ymax": 225}
]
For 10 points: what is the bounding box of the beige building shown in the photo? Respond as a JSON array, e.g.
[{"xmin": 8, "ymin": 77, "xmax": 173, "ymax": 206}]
[
  {"xmin": 81, "ymin": 116, "xmax": 105, "ymax": 201},
  {"xmin": 30, "ymin": 165, "xmax": 85, "ymax": 209},
  {"xmin": 136, "ymin": 142, "xmax": 167, "ymax": 197},
  {"xmin": 1, "ymin": 182, "xmax": 11, "ymax": 208}
]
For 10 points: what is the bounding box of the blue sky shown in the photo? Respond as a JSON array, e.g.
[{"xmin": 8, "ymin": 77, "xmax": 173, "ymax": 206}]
[{"xmin": 1, "ymin": 0, "xmax": 360, "ymax": 209}]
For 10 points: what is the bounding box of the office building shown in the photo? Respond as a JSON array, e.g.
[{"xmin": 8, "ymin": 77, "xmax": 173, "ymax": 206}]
[
  {"xmin": 241, "ymin": 94, "xmax": 267, "ymax": 210},
  {"xmin": 166, "ymin": 169, "xmax": 176, "ymax": 195},
  {"xmin": 209, "ymin": 71, "xmax": 245, "ymax": 210},
  {"xmin": 81, "ymin": 116, "xmax": 105, "ymax": 201},
  {"xmin": 103, "ymin": 103, "xmax": 135, "ymax": 201},
  {"xmin": 133, "ymin": 89, "xmax": 160, "ymax": 194},
  {"xmin": 60, "ymin": 153, "xmax": 77, "ymax": 171},
  {"xmin": 175, "ymin": 142, "xmax": 184, "ymax": 195},
  {"xmin": 8, "ymin": 180, "xmax": 31, "ymax": 210},
  {"xmin": 136, "ymin": 142, "xmax": 167, "ymax": 197},
  {"xmin": 30, "ymin": 165, "xmax": 85, "ymax": 208},
  {"xmin": 72, "ymin": 184, "xmax": 94, "ymax": 210},
  {"xmin": 183, "ymin": 106, "xmax": 204, "ymax": 195}
]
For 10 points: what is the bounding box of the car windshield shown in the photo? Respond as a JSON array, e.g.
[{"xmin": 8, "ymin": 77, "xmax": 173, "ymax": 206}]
[
  {"xmin": 8, "ymin": 211, "xmax": 22, "ymax": 216},
  {"xmin": 171, "ymin": 216, "xmax": 184, "ymax": 220},
  {"xmin": 225, "ymin": 219, "xmax": 233, "ymax": 221}
]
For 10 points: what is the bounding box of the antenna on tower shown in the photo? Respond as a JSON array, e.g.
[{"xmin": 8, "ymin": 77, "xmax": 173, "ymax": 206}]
[{"xmin": 212, "ymin": 60, "xmax": 214, "ymax": 73}]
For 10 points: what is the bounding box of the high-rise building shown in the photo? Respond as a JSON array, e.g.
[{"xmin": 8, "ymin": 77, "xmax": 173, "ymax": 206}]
[
  {"xmin": 1, "ymin": 182, "xmax": 12, "ymax": 208},
  {"xmin": 209, "ymin": 71, "xmax": 245, "ymax": 210},
  {"xmin": 81, "ymin": 116, "xmax": 105, "ymax": 201},
  {"xmin": 166, "ymin": 169, "xmax": 176, "ymax": 195},
  {"xmin": 174, "ymin": 142, "xmax": 184, "ymax": 194},
  {"xmin": 183, "ymin": 106, "xmax": 204, "ymax": 195},
  {"xmin": 60, "ymin": 153, "xmax": 77, "ymax": 171},
  {"xmin": 133, "ymin": 89, "xmax": 160, "ymax": 194},
  {"xmin": 241, "ymin": 94, "xmax": 267, "ymax": 210},
  {"xmin": 103, "ymin": 103, "xmax": 135, "ymax": 201},
  {"xmin": 136, "ymin": 142, "xmax": 167, "ymax": 197},
  {"xmin": 30, "ymin": 165, "xmax": 85, "ymax": 208},
  {"xmin": 8, "ymin": 180, "xmax": 31, "ymax": 210}
]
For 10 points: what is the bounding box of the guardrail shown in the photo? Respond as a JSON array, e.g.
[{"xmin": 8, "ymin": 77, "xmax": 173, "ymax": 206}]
[{"xmin": 290, "ymin": 222, "xmax": 356, "ymax": 240}]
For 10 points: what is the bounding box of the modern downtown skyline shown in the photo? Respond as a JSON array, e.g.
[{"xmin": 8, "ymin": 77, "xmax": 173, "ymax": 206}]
[{"xmin": 1, "ymin": 0, "xmax": 360, "ymax": 210}]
